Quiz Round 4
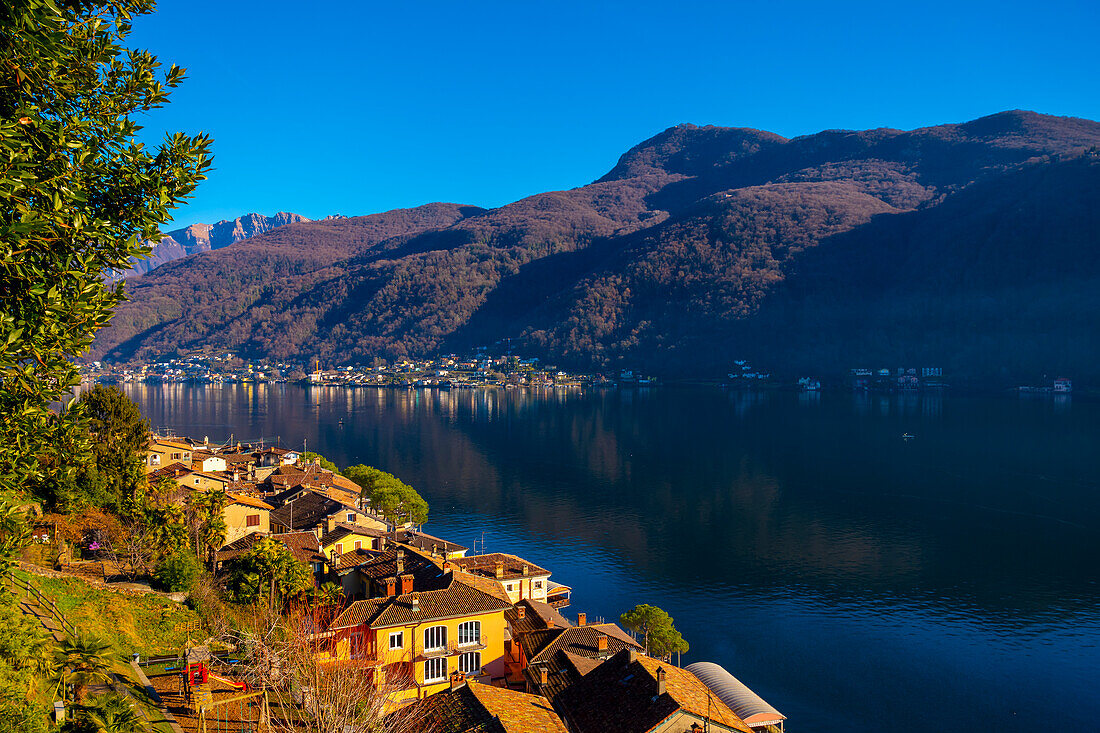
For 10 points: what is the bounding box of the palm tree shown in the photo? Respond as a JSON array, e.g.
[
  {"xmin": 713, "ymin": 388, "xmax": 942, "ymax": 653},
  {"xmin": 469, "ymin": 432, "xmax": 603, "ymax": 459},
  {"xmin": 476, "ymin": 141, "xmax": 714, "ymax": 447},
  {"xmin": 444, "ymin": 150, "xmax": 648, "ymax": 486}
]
[
  {"xmin": 200, "ymin": 489, "xmax": 228, "ymax": 559},
  {"xmin": 187, "ymin": 489, "xmax": 228, "ymax": 562},
  {"xmin": 84, "ymin": 692, "xmax": 149, "ymax": 733},
  {"xmin": 53, "ymin": 632, "xmax": 117, "ymax": 703}
]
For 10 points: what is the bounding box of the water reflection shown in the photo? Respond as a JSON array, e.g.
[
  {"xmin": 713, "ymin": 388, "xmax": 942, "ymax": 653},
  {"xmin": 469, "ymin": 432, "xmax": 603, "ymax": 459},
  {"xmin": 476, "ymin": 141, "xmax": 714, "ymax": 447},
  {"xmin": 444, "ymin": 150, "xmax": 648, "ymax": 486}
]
[{"xmin": 124, "ymin": 384, "xmax": 1100, "ymax": 733}]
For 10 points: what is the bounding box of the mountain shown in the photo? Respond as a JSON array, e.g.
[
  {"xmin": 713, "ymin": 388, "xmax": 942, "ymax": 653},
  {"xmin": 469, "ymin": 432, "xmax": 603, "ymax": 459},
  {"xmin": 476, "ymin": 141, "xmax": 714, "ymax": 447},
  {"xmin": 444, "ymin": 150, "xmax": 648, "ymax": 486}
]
[
  {"xmin": 90, "ymin": 111, "xmax": 1100, "ymax": 384},
  {"xmin": 112, "ymin": 212, "xmax": 310, "ymax": 278}
]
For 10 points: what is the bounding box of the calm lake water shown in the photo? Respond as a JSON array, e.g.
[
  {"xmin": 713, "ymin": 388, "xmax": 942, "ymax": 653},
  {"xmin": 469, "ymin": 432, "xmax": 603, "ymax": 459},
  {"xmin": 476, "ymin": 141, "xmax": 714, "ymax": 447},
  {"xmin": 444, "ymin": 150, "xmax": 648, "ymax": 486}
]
[{"xmin": 125, "ymin": 383, "xmax": 1100, "ymax": 732}]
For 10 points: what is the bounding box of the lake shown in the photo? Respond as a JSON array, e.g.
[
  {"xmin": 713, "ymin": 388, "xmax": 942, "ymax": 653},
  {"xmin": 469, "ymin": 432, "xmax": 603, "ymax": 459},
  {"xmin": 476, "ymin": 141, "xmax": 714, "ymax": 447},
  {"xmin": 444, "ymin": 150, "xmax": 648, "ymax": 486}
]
[{"xmin": 124, "ymin": 383, "xmax": 1100, "ymax": 732}]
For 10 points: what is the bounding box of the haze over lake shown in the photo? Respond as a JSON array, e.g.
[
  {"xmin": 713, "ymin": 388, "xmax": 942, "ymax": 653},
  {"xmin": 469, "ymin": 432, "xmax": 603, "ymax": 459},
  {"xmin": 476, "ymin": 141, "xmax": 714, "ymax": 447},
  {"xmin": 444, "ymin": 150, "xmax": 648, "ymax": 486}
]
[{"xmin": 126, "ymin": 383, "xmax": 1100, "ymax": 733}]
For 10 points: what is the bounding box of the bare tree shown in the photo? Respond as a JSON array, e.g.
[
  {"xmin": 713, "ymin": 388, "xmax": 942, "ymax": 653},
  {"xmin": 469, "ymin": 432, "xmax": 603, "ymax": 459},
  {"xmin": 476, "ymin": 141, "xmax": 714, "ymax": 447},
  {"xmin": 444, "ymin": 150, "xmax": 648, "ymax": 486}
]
[
  {"xmin": 229, "ymin": 603, "xmax": 425, "ymax": 733},
  {"xmin": 100, "ymin": 515, "xmax": 157, "ymax": 581}
]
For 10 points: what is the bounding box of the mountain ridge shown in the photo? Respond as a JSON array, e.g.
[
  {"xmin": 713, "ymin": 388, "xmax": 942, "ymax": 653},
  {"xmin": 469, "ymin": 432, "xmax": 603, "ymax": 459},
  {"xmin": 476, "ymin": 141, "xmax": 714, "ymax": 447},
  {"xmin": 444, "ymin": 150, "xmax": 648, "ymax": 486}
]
[
  {"xmin": 91, "ymin": 110, "xmax": 1100, "ymax": 384},
  {"xmin": 113, "ymin": 211, "xmax": 311, "ymax": 278}
]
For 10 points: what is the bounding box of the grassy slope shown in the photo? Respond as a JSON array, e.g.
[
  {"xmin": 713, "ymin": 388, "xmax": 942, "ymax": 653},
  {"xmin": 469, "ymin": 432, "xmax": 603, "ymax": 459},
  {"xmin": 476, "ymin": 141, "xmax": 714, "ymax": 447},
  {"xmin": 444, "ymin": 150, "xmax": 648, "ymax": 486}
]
[{"xmin": 13, "ymin": 569, "xmax": 202, "ymax": 658}]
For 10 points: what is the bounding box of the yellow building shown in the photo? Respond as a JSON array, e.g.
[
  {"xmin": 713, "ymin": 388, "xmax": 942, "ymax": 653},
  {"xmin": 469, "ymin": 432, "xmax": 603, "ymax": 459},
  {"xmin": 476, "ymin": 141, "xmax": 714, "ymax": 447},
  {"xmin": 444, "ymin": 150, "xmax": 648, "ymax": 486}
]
[
  {"xmin": 324, "ymin": 572, "xmax": 512, "ymax": 708},
  {"xmin": 449, "ymin": 553, "xmax": 552, "ymax": 604},
  {"xmin": 180, "ymin": 470, "xmax": 232, "ymax": 493},
  {"xmin": 222, "ymin": 493, "xmax": 273, "ymax": 545},
  {"xmin": 320, "ymin": 523, "xmax": 383, "ymax": 561},
  {"xmin": 145, "ymin": 438, "xmax": 192, "ymax": 473}
]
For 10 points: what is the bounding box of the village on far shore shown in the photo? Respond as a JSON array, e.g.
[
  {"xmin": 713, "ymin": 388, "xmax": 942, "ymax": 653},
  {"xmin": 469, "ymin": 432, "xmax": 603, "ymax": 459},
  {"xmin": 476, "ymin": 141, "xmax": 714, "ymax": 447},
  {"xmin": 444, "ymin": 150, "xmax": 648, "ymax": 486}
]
[
  {"xmin": 98, "ymin": 432, "xmax": 788, "ymax": 732},
  {"xmin": 84, "ymin": 350, "xmax": 1078, "ymax": 396}
]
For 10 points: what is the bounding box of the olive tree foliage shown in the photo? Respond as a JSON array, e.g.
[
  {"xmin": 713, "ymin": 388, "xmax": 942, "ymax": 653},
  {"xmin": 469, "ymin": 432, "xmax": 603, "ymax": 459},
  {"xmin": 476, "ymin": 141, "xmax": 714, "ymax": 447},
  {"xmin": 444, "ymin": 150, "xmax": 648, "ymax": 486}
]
[{"xmin": 0, "ymin": 0, "xmax": 212, "ymax": 559}]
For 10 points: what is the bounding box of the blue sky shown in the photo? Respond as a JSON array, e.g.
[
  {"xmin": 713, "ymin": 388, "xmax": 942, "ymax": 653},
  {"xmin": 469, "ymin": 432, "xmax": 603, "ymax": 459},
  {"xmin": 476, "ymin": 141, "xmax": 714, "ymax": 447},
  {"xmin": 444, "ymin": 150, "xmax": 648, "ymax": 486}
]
[{"xmin": 131, "ymin": 0, "xmax": 1100, "ymax": 226}]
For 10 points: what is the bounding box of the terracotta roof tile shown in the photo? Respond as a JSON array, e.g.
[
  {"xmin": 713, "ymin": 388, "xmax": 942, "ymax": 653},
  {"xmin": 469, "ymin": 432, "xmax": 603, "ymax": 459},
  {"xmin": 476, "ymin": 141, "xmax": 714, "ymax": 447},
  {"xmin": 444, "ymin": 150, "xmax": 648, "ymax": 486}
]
[
  {"xmin": 451, "ymin": 553, "xmax": 549, "ymax": 580},
  {"xmin": 554, "ymin": 649, "xmax": 752, "ymax": 733},
  {"xmin": 227, "ymin": 492, "xmax": 273, "ymax": 510},
  {"xmin": 505, "ymin": 598, "xmax": 572, "ymax": 636},
  {"xmin": 520, "ymin": 624, "xmax": 640, "ymax": 666},
  {"xmin": 467, "ymin": 683, "xmax": 568, "ymax": 733},
  {"xmin": 329, "ymin": 574, "xmax": 510, "ymax": 630},
  {"xmin": 398, "ymin": 683, "xmax": 567, "ymax": 733},
  {"xmin": 395, "ymin": 529, "xmax": 468, "ymax": 554},
  {"xmin": 272, "ymin": 531, "xmax": 323, "ymax": 565}
]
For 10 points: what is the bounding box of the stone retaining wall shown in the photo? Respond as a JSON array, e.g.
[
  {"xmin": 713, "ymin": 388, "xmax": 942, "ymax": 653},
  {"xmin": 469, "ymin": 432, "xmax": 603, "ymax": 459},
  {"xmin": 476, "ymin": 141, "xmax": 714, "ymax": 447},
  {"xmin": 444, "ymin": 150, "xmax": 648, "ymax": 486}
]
[{"xmin": 17, "ymin": 561, "xmax": 188, "ymax": 602}]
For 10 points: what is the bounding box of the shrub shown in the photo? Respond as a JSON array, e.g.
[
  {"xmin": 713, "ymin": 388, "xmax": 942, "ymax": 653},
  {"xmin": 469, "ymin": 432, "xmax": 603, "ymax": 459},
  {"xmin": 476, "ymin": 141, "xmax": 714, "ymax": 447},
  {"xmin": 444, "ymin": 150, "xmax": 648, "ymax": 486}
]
[{"xmin": 153, "ymin": 549, "xmax": 199, "ymax": 593}]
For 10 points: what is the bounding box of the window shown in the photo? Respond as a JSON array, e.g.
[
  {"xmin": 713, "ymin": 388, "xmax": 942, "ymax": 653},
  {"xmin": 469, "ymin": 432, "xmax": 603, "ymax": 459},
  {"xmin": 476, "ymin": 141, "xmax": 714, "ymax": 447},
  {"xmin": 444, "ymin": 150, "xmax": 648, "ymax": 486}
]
[
  {"xmin": 423, "ymin": 658, "xmax": 446, "ymax": 683},
  {"xmin": 194, "ymin": 478, "xmax": 200, "ymax": 486},
  {"xmin": 354, "ymin": 541, "xmax": 362, "ymax": 551},
  {"xmin": 458, "ymin": 652, "xmax": 481, "ymax": 675},
  {"xmin": 150, "ymin": 455, "xmax": 161, "ymax": 466},
  {"xmin": 457, "ymin": 621, "xmax": 481, "ymax": 647},
  {"xmin": 423, "ymin": 625, "xmax": 447, "ymax": 652},
  {"xmin": 246, "ymin": 514, "xmax": 260, "ymax": 527},
  {"xmin": 389, "ymin": 631, "xmax": 404, "ymax": 650},
  {"xmin": 505, "ymin": 583, "xmax": 514, "ymax": 592},
  {"xmin": 349, "ymin": 631, "xmax": 364, "ymax": 658},
  {"xmin": 347, "ymin": 512, "xmax": 356, "ymax": 522},
  {"xmin": 533, "ymin": 580, "xmax": 543, "ymax": 589}
]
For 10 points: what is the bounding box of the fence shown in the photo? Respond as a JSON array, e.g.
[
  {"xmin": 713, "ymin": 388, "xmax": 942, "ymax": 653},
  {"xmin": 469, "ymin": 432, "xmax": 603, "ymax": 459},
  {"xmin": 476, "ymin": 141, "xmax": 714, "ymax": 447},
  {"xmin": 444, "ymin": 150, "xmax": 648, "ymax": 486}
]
[{"xmin": 5, "ymin": 570, "xmax": 78, "ymax": 638}]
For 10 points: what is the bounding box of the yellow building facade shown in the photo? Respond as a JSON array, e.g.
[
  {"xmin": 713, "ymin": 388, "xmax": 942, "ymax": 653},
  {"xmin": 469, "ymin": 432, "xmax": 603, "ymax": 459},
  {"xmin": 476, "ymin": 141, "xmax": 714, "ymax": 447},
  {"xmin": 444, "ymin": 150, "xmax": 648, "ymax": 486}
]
[
  {"xmin": 325, "ymin": 573, "xmax": 511, "ymax": 709},
  {"xmin": 222, "ymin": 494, "xmax": 273, "ymax": 545}
]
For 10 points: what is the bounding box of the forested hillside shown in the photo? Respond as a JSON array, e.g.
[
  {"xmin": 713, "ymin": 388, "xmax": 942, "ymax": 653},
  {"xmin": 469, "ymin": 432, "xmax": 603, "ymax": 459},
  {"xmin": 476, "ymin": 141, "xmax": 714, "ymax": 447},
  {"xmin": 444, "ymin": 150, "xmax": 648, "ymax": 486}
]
[
  {"xmin": 91, "ymin": 111, "xmax": 1100, "ymax": 383},
  {"xmin": 111, "ymin": 211, "xmax": 309, "ymax": 279}
]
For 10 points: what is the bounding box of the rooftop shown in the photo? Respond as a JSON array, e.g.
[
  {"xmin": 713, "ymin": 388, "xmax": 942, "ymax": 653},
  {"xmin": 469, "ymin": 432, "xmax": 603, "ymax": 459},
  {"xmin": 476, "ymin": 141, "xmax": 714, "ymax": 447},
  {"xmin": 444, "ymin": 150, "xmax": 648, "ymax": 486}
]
[
  {"xmin": 226, "ymin": 492, "xmax": 274, "ymax": 511},
  {"xmin": 270, "ymin": 492, "xmax": 345, "ymax": 531},
  {"xmin": 397, "ymin": 528, "xmax": 469, "ymax": 555},
  {"xmin": 398, "ymin": 681, "xmax": 568, "ymax": 733},
  {"xmin": 319, "ymin": 522, "xmax": 383, "ymax": 548},
  {"xmin": 272, "ymin": 531, "xmax": 324, "ymax": 566},
  {"xmin": 554, "ymin": 649, "xmax": 751, "ymax": 733},
  {"xmin": 506, "ymin": 598, "xmax": 573, "ymax": 636},
  {"xmin": 520, "ymin": 623, "xmax": 640, "ymax": 667},
  {"xmin": 329, "ymin": 574, "xmax": 510, "ymax": 630},
  {"xmin": 450, "ymin": 553, "xmax": 550, "ymax": 581}
]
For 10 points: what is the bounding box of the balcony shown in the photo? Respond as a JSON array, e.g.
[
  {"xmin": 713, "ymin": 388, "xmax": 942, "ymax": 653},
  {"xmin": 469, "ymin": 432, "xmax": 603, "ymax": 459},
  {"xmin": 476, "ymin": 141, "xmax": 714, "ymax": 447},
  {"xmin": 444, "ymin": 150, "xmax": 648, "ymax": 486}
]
[
  {"xmin": 417, "ymin": 635, "xmax": 488, "ymax": 660},
  {"xmin": 456, "ymin": 635, "xmax": 488, "ymax": 652},
  {"xmin": 420, "ymin": 643, "xmax": 450, "ymax": 659}
]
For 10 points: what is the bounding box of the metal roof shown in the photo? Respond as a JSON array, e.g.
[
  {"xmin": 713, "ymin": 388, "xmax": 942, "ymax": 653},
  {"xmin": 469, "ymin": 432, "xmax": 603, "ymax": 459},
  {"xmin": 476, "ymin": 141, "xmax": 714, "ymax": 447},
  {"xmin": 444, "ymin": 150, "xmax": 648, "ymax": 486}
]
[{"xmin": 684, "ymin": 662, "xmax": 786, "ymax": 728}]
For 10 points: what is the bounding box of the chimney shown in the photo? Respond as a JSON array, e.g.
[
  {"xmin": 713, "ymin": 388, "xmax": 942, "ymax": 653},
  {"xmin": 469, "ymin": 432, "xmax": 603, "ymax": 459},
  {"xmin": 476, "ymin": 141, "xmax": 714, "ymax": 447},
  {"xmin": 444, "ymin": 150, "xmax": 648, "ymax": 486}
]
[
  {"xmin": 379, "ymin": 536, "xmax": 387, "ymax": 551},
  {"xmin": 450, "ymin": 670, "xmax": 466, "ymax": 691},
  {"xmin": 494, "ymin": 561, "xmax": 504, "ymax": 579},
  {"xmin": 411, "ymin": 594, "xmax": 420, "ymax": 611},
  {"xmin": 384, "ymin": 577, "xmax": 396, "ymax": 597},
  {"xmin": 516, "ymin": 605, "xmax": 525, "ymax": 620},
  {"xmin": 538, "ymin": 666, "xmax": 548, "ymax": 686},
  {"xmin": 577, "ymin": 612, "xmax": 587, "ymax": 627},
  {"xmin": 656, "ymin": 667, "xmax": 666, "ymax": 696},
  {"xmin": 432, "ymin": 543, "xmax": 438, "ymax": 556},
  {"xmin": 522, "ymin": 564, "xmax": 529, "ymax": 576},
  {"xmin": 396, "ymin": 556, "xmax": 404, "ymax": 575},
  {"xmin": 400, "ymin": 574, "xmax": 414, "ymax": 595},
  {"xmin": 628, "ymin": 648, "xmax": 638, "ymax": 664},
  {"xmin": 326, "ymin": 516, "xmax": 337, "ymax": 533},
  {"xmin": 313, "ymin": 526, "xmax": 323, "ymax": 540},
  {"xmin": 597, "ymin": 635, "xmax": 608, "ymax": 653}
]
